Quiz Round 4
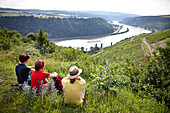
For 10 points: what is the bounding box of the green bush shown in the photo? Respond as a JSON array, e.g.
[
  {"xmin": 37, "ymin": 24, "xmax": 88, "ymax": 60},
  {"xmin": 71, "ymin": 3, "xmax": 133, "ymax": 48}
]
[{"xmin": 121, "ymin": 40, "xmax": 170, "ymax": 107}]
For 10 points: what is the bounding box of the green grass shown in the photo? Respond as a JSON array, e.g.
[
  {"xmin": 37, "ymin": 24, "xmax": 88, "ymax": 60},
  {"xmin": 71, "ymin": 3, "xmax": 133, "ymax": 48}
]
[
  {"xmin": 1, "ymin": 30, "xmax": 170, "ymax": 112},
  {"xmin": 0, "ymin": 51, "xmax": 168, "ymax": 113},
  {"xmin": 146, "ymin": 29, "xmax": 170, "ymax": 43},
  {"xmin": 0, "ymin": 84, "xmax": 167, "ymax": 113},
  {"xmin": 93, "ymin": 35, "xmax": 145, "ymax": 64}
]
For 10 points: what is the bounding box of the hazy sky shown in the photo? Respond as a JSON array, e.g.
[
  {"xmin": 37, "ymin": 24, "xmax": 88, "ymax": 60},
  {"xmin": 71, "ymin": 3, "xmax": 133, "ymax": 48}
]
[{"xmin": 0, "ymin": 0, "xmax": 170, "ymax": 16}]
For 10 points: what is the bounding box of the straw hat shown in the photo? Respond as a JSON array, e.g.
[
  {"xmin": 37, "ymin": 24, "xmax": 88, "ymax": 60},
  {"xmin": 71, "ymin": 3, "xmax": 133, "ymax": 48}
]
[{"xmin": 67, "ymin": 66, "xmax": 82, "ymax": 79}]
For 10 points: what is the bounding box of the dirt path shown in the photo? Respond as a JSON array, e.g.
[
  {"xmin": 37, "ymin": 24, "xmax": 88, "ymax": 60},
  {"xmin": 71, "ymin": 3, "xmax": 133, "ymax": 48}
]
[
  {"xmin": 130, "ymin": 37, "xmax": 134, "ymax": 42},
  {"xmin": 141, "ymin": 43, "xmax": 150, "ymax": 56},
  {"xmin": 141, "ymin": 37, "xmax": 154, "ymax": 56},
  {"xmin": 151, "ymin": 38, "xmax": 169, "ymax": 48},
  {"xmin": 140, "ymin": 43, "xmax": 145, "ymax": 55}
]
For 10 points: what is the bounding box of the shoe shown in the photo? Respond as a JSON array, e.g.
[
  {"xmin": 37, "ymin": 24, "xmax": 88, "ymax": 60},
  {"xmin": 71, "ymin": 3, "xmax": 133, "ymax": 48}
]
[
  {"xmin": 11, "ymin": 83, "xmax": 18, "ymax": 87},
  {"xmin": 16, "ymin": 86, "xmax": 22, "ymax": 90}
]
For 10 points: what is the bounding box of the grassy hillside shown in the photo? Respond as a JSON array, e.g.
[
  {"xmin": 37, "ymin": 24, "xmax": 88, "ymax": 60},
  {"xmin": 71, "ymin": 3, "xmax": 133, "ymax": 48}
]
[
  {"xmin": 94, "ymin": 29, "xmax": 170, "ymax": 63},
  {"xmin": 0, "ymin": 28, "xmax": 169, "ymax": 112},
  {"xmin": 145, "ymin": 29, "xmax": 170, "ymax": 43}
]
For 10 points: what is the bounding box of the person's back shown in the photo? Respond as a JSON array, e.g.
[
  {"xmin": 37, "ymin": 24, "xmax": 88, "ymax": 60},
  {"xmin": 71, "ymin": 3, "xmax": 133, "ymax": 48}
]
[
  {"xmin": 62, "ymin": 66, "xmax": 86, "ymax": 106},
  {"xmin": 31, "ymin": 60, "xmax": 58, "ymax": 92},
  {"xmin": 15, "ymin": 54, "xmax": 34, "ymax": 89},
  {"xmin": 16, "ymin": 63, "xmax": 30, "ymax": 84},
  {"xmin": 31, "ymin": 70, "xmax": 50, "ymax": 92},
  {"xmin": 62, "ymin": 77, "xmax": 85, "ymax": 106}
]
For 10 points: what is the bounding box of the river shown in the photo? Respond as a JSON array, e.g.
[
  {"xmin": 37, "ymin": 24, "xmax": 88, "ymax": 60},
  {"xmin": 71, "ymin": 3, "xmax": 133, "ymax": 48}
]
[{"xmin": 54, "ymin": 21, "xmax": 151, "ymax": 50}]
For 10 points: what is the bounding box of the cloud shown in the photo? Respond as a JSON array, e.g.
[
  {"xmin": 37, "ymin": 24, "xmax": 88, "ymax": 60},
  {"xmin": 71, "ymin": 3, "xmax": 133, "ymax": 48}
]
[{"xmin": 0, "ymin": 0, "xmax": 170, "ymax": 15}]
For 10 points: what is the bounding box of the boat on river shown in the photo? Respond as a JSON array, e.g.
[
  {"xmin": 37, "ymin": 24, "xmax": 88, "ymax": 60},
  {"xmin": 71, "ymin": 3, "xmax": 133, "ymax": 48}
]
[{"xmin": 87, "ymin": 40, "xmax": 100, "ymax": 43}]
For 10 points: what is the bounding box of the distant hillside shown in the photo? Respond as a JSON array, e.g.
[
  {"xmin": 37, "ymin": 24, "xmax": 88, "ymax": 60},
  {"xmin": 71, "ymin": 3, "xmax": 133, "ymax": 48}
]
[
  {"xmin": 0, "ymin": 16, "xmax": 114, "ymax": 39},
  {"xmin": 0, "ymin": 7, "xmax": 139, "ymax": 21},
  {"xmin": 79, "ymin": 11, "xmax": 139, "ymax": 22},
  {"xmin": 121, "ymin": 15, "xmax": 170, "ymax": 32}
]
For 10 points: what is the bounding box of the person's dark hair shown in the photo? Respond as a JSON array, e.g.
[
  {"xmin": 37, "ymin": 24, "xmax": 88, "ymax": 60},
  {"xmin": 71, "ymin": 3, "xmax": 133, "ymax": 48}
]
[
  {"xmin": 35, "ymin": 61, "xmax": 42, "ymax": 71},
  {"xmin": 19, "ymin": 54, "xmax": 30, "ymax": 63},
  {"xmin": 70, "ymin": 79, "xmax": 76, "ymax": 84}
]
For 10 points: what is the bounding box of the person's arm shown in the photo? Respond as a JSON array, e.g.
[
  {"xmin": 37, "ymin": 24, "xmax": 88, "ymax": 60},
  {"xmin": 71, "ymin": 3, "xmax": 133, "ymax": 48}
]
[
  {"xmin": 61, "ymin": 77, "xmax": 67, "ymax": 87},
  {"xmin": 49, "ymin": 72, "xmax": 58, "ymax": 78},
  {"xmin": 77, "ymin": 76, "xmax": 86, "ymax": 88},
  {"xmin": 25, "ymin": 65, "xmax": 34, "ymax": 73},
  {"xmin": 29, "ymin": 69, "xmax": 34, "ymax": 73},
  {"xmin": 19, "ymin": 84, "xmax": 23, "ymax": 87},
  {"xmin": 44, "ymin": 78, "xmax": 48, "ymax": 84},
  {"xmin": 77, "ymin": 76, "xmax": 86, "ymax": 83},
  {"xmin": 28, "ymin": 65, "xmax": 35, "ymax": 73},
  {"xmin": 28, "ymin": 66, "xmax": 35, "ymax": 68}
]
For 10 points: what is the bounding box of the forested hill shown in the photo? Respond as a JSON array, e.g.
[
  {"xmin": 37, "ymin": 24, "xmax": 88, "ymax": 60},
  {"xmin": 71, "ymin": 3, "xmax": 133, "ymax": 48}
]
[
  {"xmin": 121, "ymin": 15, "xmax": 170, "ymax": 32},
  {"xmin": 0, "ymin": 16, "xmax": 114, "ymax": 39}
]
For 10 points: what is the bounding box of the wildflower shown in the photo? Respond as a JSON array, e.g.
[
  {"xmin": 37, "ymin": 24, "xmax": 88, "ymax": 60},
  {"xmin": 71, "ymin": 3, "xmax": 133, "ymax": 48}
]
[{"xmin": 100, "ymin": 82, "xmax": 104, "ymax": 86}]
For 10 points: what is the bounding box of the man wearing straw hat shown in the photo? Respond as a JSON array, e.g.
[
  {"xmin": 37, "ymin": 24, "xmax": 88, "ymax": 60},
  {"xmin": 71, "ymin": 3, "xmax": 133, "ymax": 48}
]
[{"xmin": 62, "ymin": 66, "xmax": 86, "ymax": 106}]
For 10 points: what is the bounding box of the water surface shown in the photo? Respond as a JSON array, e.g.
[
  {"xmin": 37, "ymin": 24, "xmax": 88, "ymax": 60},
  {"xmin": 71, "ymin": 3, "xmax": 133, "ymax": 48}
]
[{"xmin": 54, "ymin": 22, "xmax": 151, "ymax": 50}]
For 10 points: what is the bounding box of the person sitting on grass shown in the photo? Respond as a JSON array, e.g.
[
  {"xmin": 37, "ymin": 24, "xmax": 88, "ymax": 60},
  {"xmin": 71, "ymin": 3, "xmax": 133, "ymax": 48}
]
[
  {"xmin": 31, "ymin": 60, "xmax": 59, "ymax": 93},
  {"xmin": 14, "ymin": 54, "xmax": 34, "ymax": 89},
  {"xmin": 62, "ymin": 66, "xmax": 86, "ymax": 106}
]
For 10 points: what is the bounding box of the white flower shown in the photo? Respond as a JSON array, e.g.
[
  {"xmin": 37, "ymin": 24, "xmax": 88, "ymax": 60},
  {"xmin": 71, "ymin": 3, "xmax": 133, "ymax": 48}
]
[{"xmin": 100, "ymin": 82, "xmax": 104, "ymax": 85}]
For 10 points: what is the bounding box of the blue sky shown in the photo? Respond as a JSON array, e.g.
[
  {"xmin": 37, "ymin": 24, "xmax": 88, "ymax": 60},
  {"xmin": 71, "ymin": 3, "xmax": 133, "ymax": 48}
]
[{"xmin": 0, "ymin": 0, "xmax": 170, "ymax": 16}]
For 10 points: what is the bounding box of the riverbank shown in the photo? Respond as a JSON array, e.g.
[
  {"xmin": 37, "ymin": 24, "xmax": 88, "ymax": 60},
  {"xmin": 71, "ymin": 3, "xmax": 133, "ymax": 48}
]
[
  {"xmin": 111, "ymin": 28, "xmax": 129, "ymax": 35},
  {"xmin": 54, "ymin": 23, "xmax": 151, "ymax": 50},
  {"xmin": 50, "ymin": 27, "xmax": 128, "ymax": 42},
  {"xmin": 49, "ymin": 33, "xmax": 112, "ymax": 42}
]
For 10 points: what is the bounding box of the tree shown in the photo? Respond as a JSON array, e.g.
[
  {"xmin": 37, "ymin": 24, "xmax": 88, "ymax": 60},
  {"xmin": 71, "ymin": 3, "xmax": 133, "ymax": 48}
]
[
  {"xmin": 101, "ymin": 43, "xmax": 103, "ymax": 48},
  {"xmin": 90, "ymin": 47, "xmax": 94, "ymax": 51},
  {"xmin": 81, "ymin": 47, "xmax": 84, "ymax": 52},
  {"xmin": 0, "ymin": 28, "xmax": 22, "ymax": 50},
  {"xmin": 26, "ymin": 32, "xmax": 37, "ymax": 41},
  {"xmin": 36, "ymin": 28, "xmax": 50, "ymax": 55},
  {"xmin": 95, "ymin": 43, "xmax": 98, "ymax": 48}
]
